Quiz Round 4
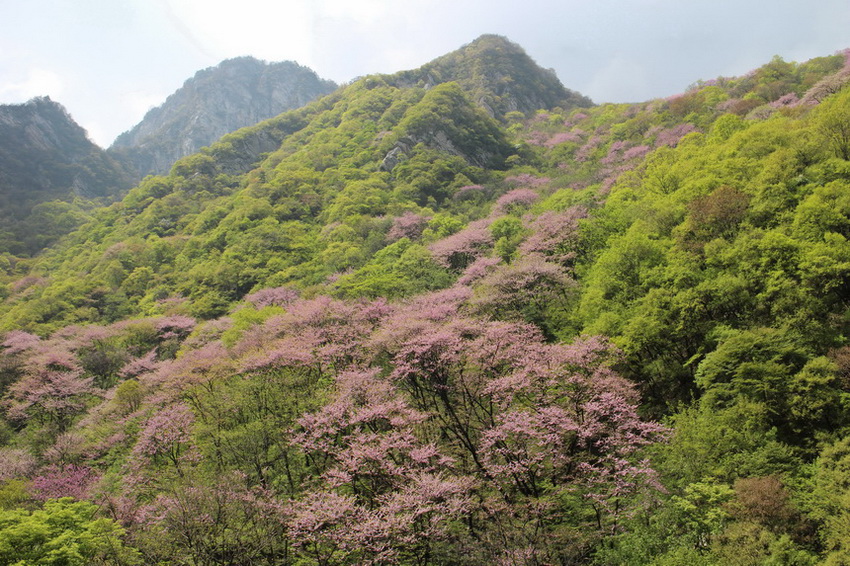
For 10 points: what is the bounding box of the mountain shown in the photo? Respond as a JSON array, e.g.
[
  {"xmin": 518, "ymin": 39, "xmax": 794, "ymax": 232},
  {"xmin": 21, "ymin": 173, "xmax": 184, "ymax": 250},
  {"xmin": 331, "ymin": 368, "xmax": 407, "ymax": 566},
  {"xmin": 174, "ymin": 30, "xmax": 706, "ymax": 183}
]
[
  {"xmin": 392, "ymin": 34, "xmax": 592, "ymax": 119},
  {"xmin": 109, "ymin": 57, "xmax": 338, "ymax": 177},
  {"xmin": 3, "ymin": 37, "xmax": 850, "ymax": 565},
  {"xmin": 0, "ymin": 97, "xmax": 135, "ymax": 256},
  {"xmin": 0, "ymin": 35, "xmax": 592, "ymax": 329},
  {"xmin": 0, "ymin": 59, "xmax": 337, "ymax": 258}
]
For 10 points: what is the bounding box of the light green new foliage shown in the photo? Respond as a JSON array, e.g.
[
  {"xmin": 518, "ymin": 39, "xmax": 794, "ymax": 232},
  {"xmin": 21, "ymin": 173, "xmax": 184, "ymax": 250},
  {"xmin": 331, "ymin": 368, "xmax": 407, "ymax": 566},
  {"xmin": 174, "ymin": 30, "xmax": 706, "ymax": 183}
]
[{"xmin": 0, "ymin": 498, "xmax": 141, "ymax": 565}]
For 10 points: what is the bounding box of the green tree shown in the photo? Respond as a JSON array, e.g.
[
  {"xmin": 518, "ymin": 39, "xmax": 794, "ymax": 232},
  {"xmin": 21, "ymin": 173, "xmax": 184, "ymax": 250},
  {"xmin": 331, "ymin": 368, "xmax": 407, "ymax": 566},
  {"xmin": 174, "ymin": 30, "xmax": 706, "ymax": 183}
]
[{"xmin": 0, "ymin": 498, "xmax": 141, "ymax": 565}]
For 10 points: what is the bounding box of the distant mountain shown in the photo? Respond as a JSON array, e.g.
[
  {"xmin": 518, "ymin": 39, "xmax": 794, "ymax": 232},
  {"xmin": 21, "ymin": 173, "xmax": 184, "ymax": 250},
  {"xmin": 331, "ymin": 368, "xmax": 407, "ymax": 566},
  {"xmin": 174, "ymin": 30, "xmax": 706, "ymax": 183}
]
[
  {"xmin": 391, "ymin": 34, "xmax": 593, "ymax": 119},
  {"xmin": 0, "ymin": 34, "xmax": 594, "ymax": 327},
  {"xmin": 0, "ymin": 97, "xmax": 134, "ymax": 256},
  {"xmin": 374, "ymin": 34, "xmax": 593, "ymax": 171},
  {"xmin": 109, "ymin": 57, "xmax": 338, "ymax": 177}
]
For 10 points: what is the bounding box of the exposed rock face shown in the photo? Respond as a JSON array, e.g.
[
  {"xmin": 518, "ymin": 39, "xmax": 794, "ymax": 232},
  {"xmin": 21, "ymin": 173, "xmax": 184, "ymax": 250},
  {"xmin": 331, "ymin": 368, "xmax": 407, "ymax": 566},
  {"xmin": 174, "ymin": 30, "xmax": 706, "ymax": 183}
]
[
  {"xmin": 0, "ymin": 97, "xmax": 135, "ymax": 255},
  {"xmin": 0, "ymin": 97, "xmax": 132, "ymax": 196},
  {"xmin": 109, "ymin": 57, "xmax": 337, "ymax": 177}
]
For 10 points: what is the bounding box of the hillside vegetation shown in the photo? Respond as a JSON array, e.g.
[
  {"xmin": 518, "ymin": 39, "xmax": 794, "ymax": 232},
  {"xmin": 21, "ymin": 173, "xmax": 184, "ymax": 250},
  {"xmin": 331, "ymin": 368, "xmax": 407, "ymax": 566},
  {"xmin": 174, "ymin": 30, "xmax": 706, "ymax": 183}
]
[
  {"xmin": 1, "ymin": 36, "xmax": 850, "ymax": 565},
  {"xmin": 0, "ymin": 97, "xmax": 135, "ymax": 257}
]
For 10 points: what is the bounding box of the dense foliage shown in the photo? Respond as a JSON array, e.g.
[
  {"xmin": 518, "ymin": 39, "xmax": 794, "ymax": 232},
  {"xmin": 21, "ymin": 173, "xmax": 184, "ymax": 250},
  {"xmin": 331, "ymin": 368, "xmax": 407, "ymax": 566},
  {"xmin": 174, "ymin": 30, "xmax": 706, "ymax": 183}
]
[
  {"xmin": 0, "ymin": 97, "xmax": 135, "ymax": 258},
  {"xmin": 2, "ymin": 36, "xmax": 850, "ymax": 564}
]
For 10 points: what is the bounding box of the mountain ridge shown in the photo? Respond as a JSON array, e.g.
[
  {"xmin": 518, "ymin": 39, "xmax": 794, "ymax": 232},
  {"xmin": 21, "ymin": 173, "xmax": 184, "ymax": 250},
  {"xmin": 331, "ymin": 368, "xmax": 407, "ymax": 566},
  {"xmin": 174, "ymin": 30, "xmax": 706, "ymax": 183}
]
[
  {"xmin": 108, "ymin": 56, "xmax": 339, "ymax": 178},
  {"xmin": 390, "ymin": 34, "xmax": 592, "ymax": 118},
  {"xmin": 0, "ymin": 96, "xmax": 135, "ymax": 256}
]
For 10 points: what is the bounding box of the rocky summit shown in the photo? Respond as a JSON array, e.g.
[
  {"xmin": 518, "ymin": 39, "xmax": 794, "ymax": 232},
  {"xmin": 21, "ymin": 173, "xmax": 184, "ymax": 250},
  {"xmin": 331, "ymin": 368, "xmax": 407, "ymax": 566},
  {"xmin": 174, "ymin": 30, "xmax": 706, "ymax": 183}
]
[{"xmin": 109, "ymin": 57, "xmax": 338, "ymax": 178}]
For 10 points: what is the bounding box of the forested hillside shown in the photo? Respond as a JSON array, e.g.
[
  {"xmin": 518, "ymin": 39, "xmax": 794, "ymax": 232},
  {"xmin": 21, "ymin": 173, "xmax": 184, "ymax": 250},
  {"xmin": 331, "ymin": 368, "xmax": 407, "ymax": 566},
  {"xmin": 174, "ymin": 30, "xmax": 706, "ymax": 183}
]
[
  {"xmin": 0, "ymin": 60, "xmax": 337, "ymax": 264},
  {"xmin": 0, "ymin": 97, "xmax": 135, "ymax": 257},
  {"xmin": 2, "ymin": 35, "xmax": 850, "ymax": 565}
]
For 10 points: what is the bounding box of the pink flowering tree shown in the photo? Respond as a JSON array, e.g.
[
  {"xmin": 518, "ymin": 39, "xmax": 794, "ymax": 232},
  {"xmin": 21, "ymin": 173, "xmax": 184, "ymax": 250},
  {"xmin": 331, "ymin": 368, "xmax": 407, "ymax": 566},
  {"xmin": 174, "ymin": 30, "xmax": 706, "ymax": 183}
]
[
  {"xmin": 473, "ymin": 336, "xmax": 667, "ymax": 566},
  {"xmin": 30, "ymin": 463, "xmax": 99, "ymax": 501},
  {"xmin": 132, "ymin": 402, "xmax": 195, "ymax": 475},
  {"xmin": 119, "ymin": 349, "xmax": 159, "ymax": 379},
  {"xmin": 453, "ymin": 184, "xmax": 487, "ymax": 203},
  {"xmin": 1, "ymin": 330, "xmax": 41, "ymax": 354},
  {"xmin": 290, "ymin": 367, "xmax": 474, "ymax": 565},
  {"xmin": 428, "ymin": 219, "xmax": 494, "ymax": 271},
  {"xmin": 492, "ymin": 188, "xmax": 540, "ymax": 215},
  {"xmin": 185, "ymin": 296, "xmax": 395, "ymax": 490},
  {"xmin": 457, "ymin": 256, "xmax": 502, "ymax": 286},
  {"xmin": 470, "ymin": 254, "xmax": 576, "ymax": 332},
  {"xmin": 0, "ymin": 330, "xmax": 40, "ymax": 398},
  {"xmin": 371, "ymin": 298, "xmax": 667, "ymax": 561},
  {"xmin": 243, "ymin": 286, "xmax": 300, "ymax": 309},
  {"xmin": 518, "ymin": 206, "xmax": 588, "ymax": 264},
  {"xmin": 801, "ymin": 60, "xmax": 850, "ymax": 104},
  {"xmin": 0, "ymin": 447, "xmax": 37, "ymax": 481},
  {"xmin": 654, "ymin": 123, "xmax": 699, "ymax": 147},
  {"xmin": 2, "ymin": 349, "xmax": 97, "ymax": 431},
  {"xmin": 386, "ymin": 212, "xmax": 431, "ymax": 242},
  {"xmin": 576, "ymin": 135, "xmax": 604, "ymax": 161},
  {"xmin": 543, "ymin": 130, "xmax": 584, "ymax": 148},
  {"xmin": 153, "ymin": 315, "xmax": 197, "ymax": 359}
]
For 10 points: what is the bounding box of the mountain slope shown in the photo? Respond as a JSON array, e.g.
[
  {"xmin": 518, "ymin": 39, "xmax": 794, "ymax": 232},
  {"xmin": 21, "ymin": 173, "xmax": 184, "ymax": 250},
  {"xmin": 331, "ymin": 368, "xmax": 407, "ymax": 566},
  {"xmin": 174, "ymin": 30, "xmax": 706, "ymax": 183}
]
[
  {"xmin": 394, "ymin": 34, "xmax": 592, "ymax": 119},
  {"xmin": 0, "ymin": 97, "xmax": 135, "ymax": 256},
  {"xmin": 3, "ymin": 39, "xmax": 850, "ymax": 566},
  {"xmin": 0, "ymin": 35, "xmax": 586, "ymax": 330},
  {"xmin": 109, "ymin": 57, "xmax": 338, "ymax": 177}
]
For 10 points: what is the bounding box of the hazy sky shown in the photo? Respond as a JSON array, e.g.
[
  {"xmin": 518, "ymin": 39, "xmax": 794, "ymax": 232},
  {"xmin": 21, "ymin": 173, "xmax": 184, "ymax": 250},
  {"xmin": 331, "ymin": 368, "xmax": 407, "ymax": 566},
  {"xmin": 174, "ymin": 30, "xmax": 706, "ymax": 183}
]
[{"xmin": 1, "ymin": 0, "xmax": 848, "ymax": 146}]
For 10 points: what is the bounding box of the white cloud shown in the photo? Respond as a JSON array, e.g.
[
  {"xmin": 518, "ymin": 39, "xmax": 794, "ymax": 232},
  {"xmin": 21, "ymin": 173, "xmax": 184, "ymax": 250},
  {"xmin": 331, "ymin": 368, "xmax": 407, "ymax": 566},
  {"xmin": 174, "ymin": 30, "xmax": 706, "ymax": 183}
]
[
  {"xmin": 162, "ymin": 0, "xmax": 317, "ymax": 64},
  {"xmin": 0, "ymin": 68, "xmax": 65, "ymax": 102}
]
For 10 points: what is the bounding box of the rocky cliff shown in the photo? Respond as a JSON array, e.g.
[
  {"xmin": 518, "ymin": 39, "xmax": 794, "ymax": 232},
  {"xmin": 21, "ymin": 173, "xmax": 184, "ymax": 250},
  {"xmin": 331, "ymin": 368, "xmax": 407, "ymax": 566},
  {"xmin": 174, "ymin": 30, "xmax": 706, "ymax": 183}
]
[
  {"xmin": 0, "ymin": 97, "xmax": 134, "ymax": 255},
  {"xmin": 109, "ymin": 57, "xmax": 338, "ymax": 177}
]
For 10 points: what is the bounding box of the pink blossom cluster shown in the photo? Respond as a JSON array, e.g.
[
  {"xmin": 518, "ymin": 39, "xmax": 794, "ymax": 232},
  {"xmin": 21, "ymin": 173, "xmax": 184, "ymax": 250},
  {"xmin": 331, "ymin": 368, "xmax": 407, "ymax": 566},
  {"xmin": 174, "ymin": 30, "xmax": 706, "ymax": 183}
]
[
  {"xmin": 0, "ymin": 447, "xmax": 37, "ymax": 481},
  {"xmin": 386, "ymin": 212, "xmax": 431, "ymax": 242},
  {"xmin": 132, "ymin": 402, "xmax": 194, "ymax": 463},
  {"xmin": 428, "ymin": 218, "xmax": 494, "ymax": 270},
  {"xmin": 654, "ymin": 123, "xmax": 699, "ymax": 147},
  {"xmin": 31, "ymin": 463, "xmax": 99, "ymax": 501},
  {"xmin": 519, "ymin": 206, "xmax": 588, "ymax": 262},
  {"xmin": 525, "ymin": 129, "xmax": 550, "ymax": 146},
  {"xmin": 154, "ymin": 315, "xmax": 196, "ymax": 340},
  {"xmin": 770, "ymin": 92, "xmax": 800, "ymax": 108},
  {"xmin": 119, "ymin": 349, "xmax": 159, "ymax": 378},
  {"xmin": 543, "ymin": 130, "xmax": 584, "ymax": 148},
  {"xmin": 563, "ymin": 112, "xmax": 588, "ymax": 128},
  {"xmin": 493, "ymin": 188, "xmax": 540, "ymax": 215},
  {"xmin": 801, "ymin": 65, "xmax": 850, "ymax": 104},
  {"xmin": 600, "ymin": 140, "xmax": 632, "ymax": 165},
  {"xmin": 243, "ymin": 286, "xmax": 300, "ymax": 308},
  {"xmin": 504, "ymin": 173, "xmax": 550, "ymax": 188},
  {"xmin": 575, "ymin": 135, "xmax": 604, "ymax": 161},
  {"xmin": 1, "ymin": 330, "xmax": 41, "ymax": 354},
  {"xmin": 457, "ymin": 256, "xmax": 502, "ymax": 286}
]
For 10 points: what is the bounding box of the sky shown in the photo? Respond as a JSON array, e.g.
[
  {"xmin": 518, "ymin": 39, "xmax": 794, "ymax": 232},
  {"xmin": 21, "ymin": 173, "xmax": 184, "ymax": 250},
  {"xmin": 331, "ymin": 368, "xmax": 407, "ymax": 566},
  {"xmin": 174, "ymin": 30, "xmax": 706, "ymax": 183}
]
[{"xmin": 1, "ymin": 0, "xmax": 849, "ymax": 147}]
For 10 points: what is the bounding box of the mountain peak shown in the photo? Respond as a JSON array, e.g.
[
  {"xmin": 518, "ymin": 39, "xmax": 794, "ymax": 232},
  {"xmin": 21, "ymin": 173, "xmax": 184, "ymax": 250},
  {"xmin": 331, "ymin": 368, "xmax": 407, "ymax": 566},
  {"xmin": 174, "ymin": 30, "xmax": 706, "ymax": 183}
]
[
  {"xmin": 391, "ymin": 34, "xmax": 592, "ymax": 119},
  {"xmin": 0, "ymin": 97, "xmax": 134, "ymax": 255},
  {"xmin": 109, "ymin": 57, "xmax": 338, "ymax": 177}
]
